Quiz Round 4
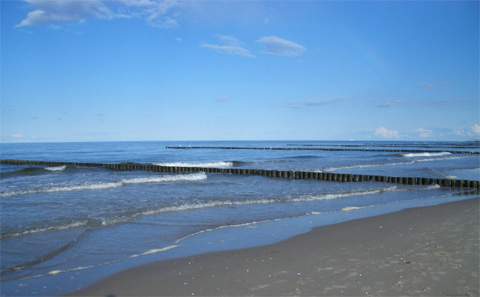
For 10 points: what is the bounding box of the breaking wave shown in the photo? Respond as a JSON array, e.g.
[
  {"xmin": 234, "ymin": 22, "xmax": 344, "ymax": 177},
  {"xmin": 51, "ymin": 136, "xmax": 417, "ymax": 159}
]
[
  {"xmin": 154, "ymin": 161, "xmax": 246, "ymax": 168},
  {"xmin": 402, "ymin": 152, "xmax": 452, "ymax": 158},
  {"xmin": 0, "ymin": 172, "xmax": 207, "ymax": 198},
  {"xmin": 1, "ymin": 186, "xmax": 404, "ymax": 239},
  {"xmin": 325, "ymin": 155, "xmax": 465, "ymax": 172},
  {"xmin": 290, "ymin": 186, "xmax": 398, "ymax": 202},
  {"xmin": 44, "ymin": 165, "xmax": 67, "ymax": 171},
  {"xmin": 1, "ymin": 165, "xmax": 69, "ymax": 179},
  {"xmin": 0, "ymin": 221, "xmax": 88, "ymax": 240},
  {"xmin": 341, "ymin": 206, "xmax": 367, "ymax": 212}
]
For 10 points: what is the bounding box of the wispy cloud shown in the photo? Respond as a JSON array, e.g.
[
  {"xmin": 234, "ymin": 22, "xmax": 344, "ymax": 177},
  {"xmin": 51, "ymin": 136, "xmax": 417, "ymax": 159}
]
[
  {"xmin": 416, "ymin": 128, "xmax": 432, "ymax": 138},
  {"xmin": 257, "ymin": 36, "xmax": 305, "ymax": 57},
  {"xmin": 472, "ymin": 123, "xmax": 480, "ymax": 136},
  {"xmin": 287, "ymin": 99, "xmax": 342, "ymax": 109},
  {"xmin": 375, "ymin": 100, "xmax": 402, "ymax": 108},
  {"xmin": 375, "ymin": 98, "xmax": 462, "ymax": 109},
  {"xmin": 202, "ymin": 35, "xmax": 254, "ymax": 58},
  {"xmin": 11, "ymin": 133, "xmax": 25, "ymax": 139},
  {"xmin": 374, "ymin": 127, "xmax": 399, "ymax": 139},
  {"xmin": 16, "ymin": 0, "xmax": 179, "ymax": 28},
  {"xmin": 420, "ymin": 83, "xmax": 434, "ymax": 91},
  {"xmin": 215, "ymin": 96, "xmax": 231, "ymax": 103}
]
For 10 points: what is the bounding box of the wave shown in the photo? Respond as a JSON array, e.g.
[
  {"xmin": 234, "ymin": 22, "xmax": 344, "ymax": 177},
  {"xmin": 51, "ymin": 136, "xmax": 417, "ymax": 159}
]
[
  {"xmin": 129, "ymin": 245, "xmax": 178, "ymax": 258},
  {"xmin": 48, "ymin": 265, "xmax": 93, "ymax": 276},
  {"xmin": 155, "ymin": 161, "xmax": 246, "ymax": 168},
  {"xmin": 0, "ymin": 221, "xmax": 88, "ymax": 240},
  {"xmin": 1, "ymin": 186, "xmax": 403, "ymax": 239},
  {"xmin": 1, "ymin": 231, "xmax": 88, "ymax": 277},
  {"xmin": 0, "ymin": 166, "xmax": 68, "ymax": 179},
  {"xmin": 0, "ymin": 172, "xmax": 207, "ymax": 198},
  {"xmin": 121, "ymin": 173, "xmax": 206, "ymax": 184},
  {"xmin": 325, "ymin": 155, "xmax": 465, "ymax": 172},
  {"xmin": 44, "ymin": 165, "xmax": 67, "ymax": 171},
  {"xmin": 341, "ymin": 206, "xmax": 367, "ymax": 212},
  {"xmin": 402, "ymin": 152, "xmax": 452, "ymax": 158},
  {"xmin": 290, "ymin": 186, "xmax": 399, "ymax": 202},
  {"xmin": 324, "ymin": 161, "xmax": 414, "ymax": 171}
]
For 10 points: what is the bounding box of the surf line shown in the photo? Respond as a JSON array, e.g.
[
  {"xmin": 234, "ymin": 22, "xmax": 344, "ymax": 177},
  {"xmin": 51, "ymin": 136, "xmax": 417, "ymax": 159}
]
[
  {"xmin": 0, "ymin": 159, "xmax": 479, "ymax": 191},
  {"xmin": 166, "ymin": 146, "xmax": 480, "ymax": 155}
]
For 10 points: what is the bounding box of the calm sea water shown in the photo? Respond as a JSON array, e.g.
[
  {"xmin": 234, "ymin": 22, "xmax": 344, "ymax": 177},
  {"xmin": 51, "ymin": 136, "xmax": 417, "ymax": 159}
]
[{"xmin": 1, "ymin": 141, "xmax": 479, "ymax": 296}]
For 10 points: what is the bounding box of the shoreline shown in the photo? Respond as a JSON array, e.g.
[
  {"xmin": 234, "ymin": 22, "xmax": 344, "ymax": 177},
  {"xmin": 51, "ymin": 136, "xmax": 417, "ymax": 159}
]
[{"xmin": 73, "ymin": 198, "xmax": 479, "ymax": 296}]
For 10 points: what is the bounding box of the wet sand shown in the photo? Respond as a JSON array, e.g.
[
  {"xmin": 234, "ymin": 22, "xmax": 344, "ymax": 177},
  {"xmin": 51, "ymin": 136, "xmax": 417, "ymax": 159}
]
[{"xmin": 73, "ymin": 198, "xmax": 479, "ymax": 296}]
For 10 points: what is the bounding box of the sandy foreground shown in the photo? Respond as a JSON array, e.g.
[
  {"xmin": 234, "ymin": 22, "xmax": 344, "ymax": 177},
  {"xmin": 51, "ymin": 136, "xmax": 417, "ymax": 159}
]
[{"xmin": 73, "ymin": 198, "xmax": 479, "ymax": 296}]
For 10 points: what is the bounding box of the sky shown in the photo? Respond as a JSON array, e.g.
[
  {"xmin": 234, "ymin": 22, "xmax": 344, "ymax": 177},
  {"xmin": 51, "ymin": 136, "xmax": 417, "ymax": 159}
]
[{"xmin": 1, "ymin": 0, "xmax": 479, "ymax": 142}]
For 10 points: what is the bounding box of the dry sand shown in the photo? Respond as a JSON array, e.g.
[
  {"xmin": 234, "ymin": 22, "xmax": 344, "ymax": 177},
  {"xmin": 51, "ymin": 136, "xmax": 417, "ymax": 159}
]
[{"xmin": 73, "ymin": 198, "xmax": 479, "ymax": 296}]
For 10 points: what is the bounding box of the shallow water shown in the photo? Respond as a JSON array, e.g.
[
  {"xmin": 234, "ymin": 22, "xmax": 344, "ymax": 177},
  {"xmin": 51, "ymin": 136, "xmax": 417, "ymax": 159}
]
[{"xmin": 0, "ymin": 141, "xmax": 479, "ymax": 296}]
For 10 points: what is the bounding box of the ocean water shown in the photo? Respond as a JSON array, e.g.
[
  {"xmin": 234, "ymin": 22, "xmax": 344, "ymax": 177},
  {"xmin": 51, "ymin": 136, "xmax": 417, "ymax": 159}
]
[{"xmin": 0, "ymin": 141, "xmax": 479, "ymax": 296}]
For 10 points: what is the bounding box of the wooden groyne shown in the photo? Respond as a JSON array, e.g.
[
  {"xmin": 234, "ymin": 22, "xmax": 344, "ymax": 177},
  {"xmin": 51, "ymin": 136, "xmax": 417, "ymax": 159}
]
[
  {"xmin": 1, "ymin": 159, "xmax": 479, "ymax": 191},
  {"xmin": 166, "ymin": 146, "xmax": 480, "ymax": 155}
]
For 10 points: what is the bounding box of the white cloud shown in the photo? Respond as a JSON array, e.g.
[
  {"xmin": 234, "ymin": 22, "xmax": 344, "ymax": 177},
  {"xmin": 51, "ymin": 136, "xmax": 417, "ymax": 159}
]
[
  {"xmin": 374, "ymin": 127, "xmax": 399, "ymax": 139},
  {"xmin": 257, "ymin": 36, "xmax": 305, "ymax": 57},
  {"xmin": 16, "ymin": 0, "xmax": 179, "ymax": 28},
  {"xmin": 202, "ymin": 35, "xmax": 254, "ymax": 58},
  {"xmin": 416, "ymin": 128, "xmax": 432, "ymax": 138},
  {"xmin": 472, "ymin": 123, "xmax": 480, "ymax": 136},
  {"xmin": 11, "ymin": 133, "xmax": 25, "ymax": 139},
  {"xmin": 17, "ymin": 0, "xmax": 113, "ymax": 28}
]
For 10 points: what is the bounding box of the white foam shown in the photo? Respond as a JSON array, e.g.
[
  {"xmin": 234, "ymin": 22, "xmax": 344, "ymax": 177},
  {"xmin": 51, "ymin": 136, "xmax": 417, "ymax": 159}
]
[
  {"xmin": 47, "ymin": 265, "xmax": 93, "ymax": 276},
  {"xmin": 173, "ymin": 219, "xmax": 282, "ymax": 245},
  {"xmin": 144, "ymin": 187, "xmax": 399, "ymax": 217},
  {"xmin": 415, "ymin": 156, "xmax": 463, "ymax": 162},
  {"xmin": 0, "ymin": 173, "xmax": 207, "ymax": 198},
  {"xmin": 325, "ymin": 155, "xmax": 464, "ymax": 172},
  {"xmin": 45, "ymin": 165, "xmax": 67, "ymax": 171},
  {"xmin": 1, "ymin": 186, "xmax": 415, "ymax": 239},
  {"xmin": 121, "ymin": 172, "xmax": 207, "ymax": 184},
  {"xmin": 402, "ymin": 152, "xmax": 451, "ymax": 158},
  {"xmin": 48, "ymin": 270, "xmax": 62, "ymax": 275},
  {"xmin": 341, "ymin": 206, "xmax": 365, "ymax": 212},
  {"xmin": 140, "ymin": 198, "xmax": 277, "ymax": 216},
  {"xmin": 130, "ymin": 245, "xmax": 178, "ymax": 258},
  {"xmin": 155, "ymin": 161, "xmax": 234, "ymax": 168},
  {"xmin": 325, "ymin": 161, "xmax": 414, "ymax": 171},
  {"xmin": 290, "ymin": 186, "xmax": 399, "ymax": 203},
  {"xmin": 1, "ymin": 221, "xmax": 88, "ymax": 239}
]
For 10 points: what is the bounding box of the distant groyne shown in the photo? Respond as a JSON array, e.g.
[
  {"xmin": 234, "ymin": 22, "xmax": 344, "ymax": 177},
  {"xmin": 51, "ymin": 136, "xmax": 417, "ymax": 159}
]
[
  {"xmin": 166, "ymin": 146, "xmax": 480, "ymax": 155},
  {"xmin": 1, "ymin": 159, "xmax": 479, "ymax": 191}
]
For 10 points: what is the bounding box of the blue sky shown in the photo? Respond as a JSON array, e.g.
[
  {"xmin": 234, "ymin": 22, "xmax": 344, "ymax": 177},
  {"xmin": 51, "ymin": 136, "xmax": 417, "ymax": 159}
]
[{"xmin": 1, "ymin": 0, "xmax": 479, "ymax": 142}]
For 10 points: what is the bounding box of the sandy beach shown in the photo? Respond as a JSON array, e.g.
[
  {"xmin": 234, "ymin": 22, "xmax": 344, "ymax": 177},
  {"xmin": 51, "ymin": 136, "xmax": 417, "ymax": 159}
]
[{"xmin": 73, "ymin": 198, "xmax": 479, "ymax": 296}]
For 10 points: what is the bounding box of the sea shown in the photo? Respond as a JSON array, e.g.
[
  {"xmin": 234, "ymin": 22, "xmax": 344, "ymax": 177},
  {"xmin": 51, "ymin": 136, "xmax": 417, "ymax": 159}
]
[{"xmin": 1, "ymin": 141, "xmax": 479, "ymax": 296}]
